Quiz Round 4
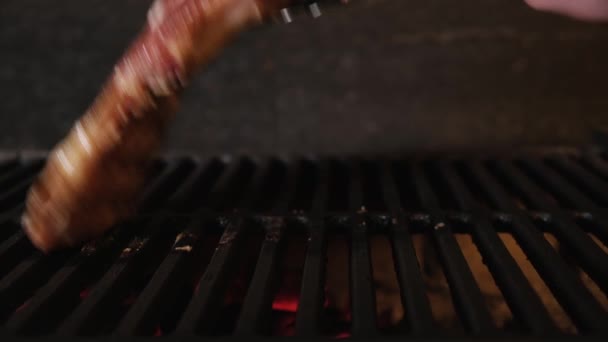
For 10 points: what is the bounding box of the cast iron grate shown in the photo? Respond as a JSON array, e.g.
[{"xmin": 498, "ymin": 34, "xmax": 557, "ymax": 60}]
[{"xmin": 0, "ymin": 149, "xmax": 607, "ymax": 338}]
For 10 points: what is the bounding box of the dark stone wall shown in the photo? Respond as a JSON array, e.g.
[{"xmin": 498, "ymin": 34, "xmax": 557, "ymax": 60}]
[{"xmin": 1, "ymin": 0, "xmax": 607, "ymax": 157}]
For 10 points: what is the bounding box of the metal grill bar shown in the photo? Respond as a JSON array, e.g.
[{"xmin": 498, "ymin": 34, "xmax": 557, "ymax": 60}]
[
  {"xmin": 471, "ymin": 161, "xmax": 608, "ymax": 333},
  {"xmin": 379, "ymin": 162, "xmax": 434, "ymax": 333},
  {"xmin": 0, "ymin": 250, "xmax": 73, "ymax": 323},
  {"xmin": 582, "ymin": 154, "xmax": 608, "ymax": 183},
  {"xmin": 410, "ymin": 164, "xmax": 495, "ymax": 334},
  {"xmin": 0, "ymin": 160, "xmax": 43, "ymax": 214},
  {"xmin": 201, "ymin": 157, "xmax": 252, "ymax": 211},
  {"xmin": 0, "ymin": 231, "xmax": 32, "ymax": 277},
  {"xmin": 549, "ymin": 157, "xmax": 608, "ymax": 210},
  {"xmin": 176, "ymin": 159, "xmax": 271, "ymax": 334},
  {"xmin": 115, "ymin": 215, "xmax": 207, "ymax": 336},
  {"xmin": 121, "ymin": 159, "xmax": 260, "ymax": 336},
  {"xmin": 295, "ymin": 161, "xmax": 329, "ymax": 336},
  {"xmin": 165, "ymin": 159, "xmax": 222, "ymax": 212},
  {"xmin": 0, "ymin": 160, "xmax": 43, "ymax": 191},
  {"xmin": 438, "ymin": 162, "xmax": 556, "ymax": 333},
  {"xmin": 236, "ymin": 160, "xmax": 275, "ymax": 210},
  {"xmin": 234, "ymin": 219, "xmax": 285, "ymax": 335},
  {"xmin": 0, "ymin": 204, "xmax": 19, "ymax": 220},
  {"xmin": 519, "ymin": 159, "xmax": 596, "ymax": 209},
  {"xmin": 545, "ymin": 157, "xmax": 608, "ymax": 243},
  {"xmin": 235, "ymin": 160, "xmax": 301, "ymax": 334},
  {"xmin": 1, "ymin": 151, "xmax": 607, "ymax": 338},
  {"xmin": 549, "ymin": 157, "xmax": 608, "ymax": 206},
  {"xmin": 348, "ymin": 161, "xmax": 377, "ymax": 337},
  {"xmin": 138, "ymin": 160, "xmax": 196, "ymax": 212},
  {"xmin": 3, "ymin": 160, "xmax": 194, "ymax": 335},
  {"xmin": 174, "ymin": 218, "xmax": 244, "ymax": 334},
  {"xmin": 57, "ymin": 216, "xmax": 183, "ymax": 335},
  {"xmin": 271, "ymin": 160, "xmax": 300, "ymax": 214},
  {"xmin": 0, "ymin": 176, "xmax": 36, "ymax": 212},
  {"xmin": 500, "ymin": 160, "xmax": 608, "ymax": 295},
  {"xmin": 4, "ymin": 229, "xmax": 131, "ymax": 334}
]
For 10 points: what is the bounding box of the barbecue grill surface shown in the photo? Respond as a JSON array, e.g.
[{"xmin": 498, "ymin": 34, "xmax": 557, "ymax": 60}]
[{"xmin": 0, "ymin": 148, "xmax": 607, "ymax": 339}]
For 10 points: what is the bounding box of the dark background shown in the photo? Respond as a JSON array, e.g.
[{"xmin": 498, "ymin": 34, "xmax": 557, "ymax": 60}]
[{"xmin": 1, "ymin": 0, "xmax": 607, "ymax": 157}]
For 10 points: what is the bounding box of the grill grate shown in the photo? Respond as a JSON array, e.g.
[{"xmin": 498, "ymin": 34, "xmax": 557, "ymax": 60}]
[{"xmin": 0, "ymin": 149, "xmax": 608, "ymax": 338}]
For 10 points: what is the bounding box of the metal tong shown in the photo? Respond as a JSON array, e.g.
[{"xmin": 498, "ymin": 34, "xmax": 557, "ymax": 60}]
[{"xmin": 277, "ymin": 0, "xmax": 352, "ymax": 23}]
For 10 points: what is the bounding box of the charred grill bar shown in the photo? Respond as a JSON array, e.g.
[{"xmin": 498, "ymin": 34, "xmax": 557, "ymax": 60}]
[{"xmin": 0, "ymin": 149, "xmax": 608, "ymax": 338}]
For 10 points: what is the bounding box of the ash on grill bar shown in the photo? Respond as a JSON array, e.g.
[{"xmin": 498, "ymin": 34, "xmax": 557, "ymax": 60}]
[{"xmin": 1, "ymin": 149, "xmax": 608, "ymax": 338}]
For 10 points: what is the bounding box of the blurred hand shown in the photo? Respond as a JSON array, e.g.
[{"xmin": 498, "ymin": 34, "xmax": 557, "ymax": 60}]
[{"xmin": 525, "ymin": 0, "xmax": 608, "ymax": 22}]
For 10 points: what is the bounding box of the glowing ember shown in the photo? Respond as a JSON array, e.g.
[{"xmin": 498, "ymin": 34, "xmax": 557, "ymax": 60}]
[
  {"xmin": 272, "ymin": 294, "xmax": 298, "ymax": 312},
  {"xmin": 335, "ymin": 332, "xmax": 351, "ymax": 339},
  {"xmin": 79, "ymin": 288, "xmax": 91, "ymax": 300},
  {"xmin": 154, "ymin": 326, "xmax": 163, "ymax": 336}
]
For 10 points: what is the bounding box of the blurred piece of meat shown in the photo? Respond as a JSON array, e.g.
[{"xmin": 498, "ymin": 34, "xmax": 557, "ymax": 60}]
[{"xmin": 21, "ymin": 0, "xmax": 290, "ymax": 252}]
